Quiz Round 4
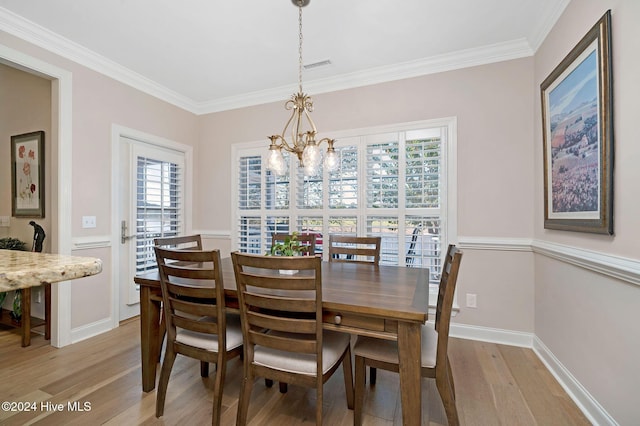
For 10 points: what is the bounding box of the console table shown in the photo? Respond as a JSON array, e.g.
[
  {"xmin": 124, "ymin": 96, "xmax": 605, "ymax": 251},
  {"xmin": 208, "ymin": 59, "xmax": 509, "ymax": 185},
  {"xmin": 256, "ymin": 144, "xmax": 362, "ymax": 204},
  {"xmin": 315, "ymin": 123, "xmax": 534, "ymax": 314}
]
[{"xmin": 0, "ymin": 249, "xmax": 102, "ymax": 346}]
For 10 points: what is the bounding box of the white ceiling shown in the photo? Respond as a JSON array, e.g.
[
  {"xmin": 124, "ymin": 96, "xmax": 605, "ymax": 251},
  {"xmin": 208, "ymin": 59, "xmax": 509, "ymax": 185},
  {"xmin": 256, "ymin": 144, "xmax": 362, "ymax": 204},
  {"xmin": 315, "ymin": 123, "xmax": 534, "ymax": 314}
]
[{"xmin": 0, "ymin": 0, "xmax": 569, "ymax": 114}]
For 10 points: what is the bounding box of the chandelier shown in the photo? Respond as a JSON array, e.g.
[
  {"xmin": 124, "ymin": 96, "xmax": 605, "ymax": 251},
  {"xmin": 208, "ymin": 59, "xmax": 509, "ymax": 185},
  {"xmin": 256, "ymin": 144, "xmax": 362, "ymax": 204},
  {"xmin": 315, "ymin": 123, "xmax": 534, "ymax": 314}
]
[{"xmin": 266, "ymin": 0, "xmax": 339, "ymax": 176}]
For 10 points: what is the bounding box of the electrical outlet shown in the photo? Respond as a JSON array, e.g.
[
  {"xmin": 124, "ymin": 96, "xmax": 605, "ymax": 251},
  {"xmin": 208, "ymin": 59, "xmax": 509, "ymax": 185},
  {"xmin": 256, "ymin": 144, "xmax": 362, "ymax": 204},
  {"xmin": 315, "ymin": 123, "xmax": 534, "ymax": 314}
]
[
  {"xmin": 35, "ymin": 289, "xmax": 42, "ymax": 304},
  {"xmin": 466, "ymin": 293, "xmax": 477, "ymax": 308}
]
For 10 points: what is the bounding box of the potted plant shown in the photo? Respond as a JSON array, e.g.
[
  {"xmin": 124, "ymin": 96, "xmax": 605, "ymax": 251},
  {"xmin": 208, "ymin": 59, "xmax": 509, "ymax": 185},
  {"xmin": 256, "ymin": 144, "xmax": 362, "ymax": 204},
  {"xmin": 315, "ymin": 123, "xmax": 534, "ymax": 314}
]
[
  {"xmin": 0, "ymin": 237, "xmax": 27, "ymax": 323},
  {"xmin": 268, "ymin": 232, "xmax": 305, "ymax": 274},
  {"xmin": 269, "ymin": 232, "xmax": 306, "ymax": 257}
]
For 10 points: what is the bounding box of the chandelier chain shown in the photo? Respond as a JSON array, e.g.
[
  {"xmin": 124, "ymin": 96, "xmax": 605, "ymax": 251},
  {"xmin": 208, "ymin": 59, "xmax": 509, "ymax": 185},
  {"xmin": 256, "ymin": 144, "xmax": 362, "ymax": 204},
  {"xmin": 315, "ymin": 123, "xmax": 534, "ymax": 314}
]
[
  {"xmin": 266, "ymin": 0, "xmax": 339, "ymax": 175},
  {"xmin": 298, "ymin": 2, "xmax": 303, "ymax": 93}
]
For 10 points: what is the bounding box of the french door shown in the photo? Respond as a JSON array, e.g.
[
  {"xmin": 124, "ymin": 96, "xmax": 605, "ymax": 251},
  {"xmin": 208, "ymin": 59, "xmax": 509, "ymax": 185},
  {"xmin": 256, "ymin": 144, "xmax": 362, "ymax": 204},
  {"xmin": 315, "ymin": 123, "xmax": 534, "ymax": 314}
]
[{"xmin": 118, "ymin": 136, "xmax": 185, "ymax": 320}]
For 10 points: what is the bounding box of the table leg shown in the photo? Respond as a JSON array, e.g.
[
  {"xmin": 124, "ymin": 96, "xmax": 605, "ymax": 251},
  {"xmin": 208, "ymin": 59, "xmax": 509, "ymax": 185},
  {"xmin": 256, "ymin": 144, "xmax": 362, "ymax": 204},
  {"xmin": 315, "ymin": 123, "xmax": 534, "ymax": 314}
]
[
  {"xmin": 21, "ymin": 287, "xmax": 31, "ymax": 347},
  {"xmin": 44, "ymin": 283, "xmax": 51, "ymax": 340},
  {"xmin": 398, "ymin": 321, "xmax": 421, "ymax": 426},
  {"xmin": 140, "ymin": 286, "xmax": 161, "ymax": 392}
]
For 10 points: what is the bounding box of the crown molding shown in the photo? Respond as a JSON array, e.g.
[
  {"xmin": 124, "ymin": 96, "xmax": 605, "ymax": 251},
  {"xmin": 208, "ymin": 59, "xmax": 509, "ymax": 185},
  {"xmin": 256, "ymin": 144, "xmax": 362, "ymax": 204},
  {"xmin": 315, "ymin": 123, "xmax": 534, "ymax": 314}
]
[
  {"xmin": 196, "ymin": 38, "xmax": 534, "ymax": 114},
  {"xmin": 527, "ymin": 0, "xmax": 571, "ymax": 52},
  {"xmin": 1, "ymin": 6, "xmax": 535, "ymax": 116},
  {"xmin": 0, "ymin": 7, "xmax": 200, "ymax": 113}
]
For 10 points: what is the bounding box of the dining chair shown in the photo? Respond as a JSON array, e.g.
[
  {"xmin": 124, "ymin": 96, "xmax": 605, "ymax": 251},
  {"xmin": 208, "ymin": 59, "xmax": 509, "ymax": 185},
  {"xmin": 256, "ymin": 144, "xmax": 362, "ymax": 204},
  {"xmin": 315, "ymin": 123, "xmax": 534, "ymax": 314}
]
[
  {"xmin": 328, "ymin": 235, "xmax": 381, "ymax": 266},
  {"xmin": 154, "ymin": 234, "xmax": 207, "ymax": 374},
  {"xmin": 154, "ymin": 234, "xmax": 203, "ymax": 250},
  {"xmin": 271, "ymin": 232, "xmax": 317, "ymax": 255},
  {"xmin": 231, "ymin": 252, "xmax": 354, "ymax": 425},
  {"xmin": 154, "ymin": 247, "xmax": 243, "ymax": 426},
  {"xmin": 352, "ymin": 244, "xmax": 463, "ymax": 426}
]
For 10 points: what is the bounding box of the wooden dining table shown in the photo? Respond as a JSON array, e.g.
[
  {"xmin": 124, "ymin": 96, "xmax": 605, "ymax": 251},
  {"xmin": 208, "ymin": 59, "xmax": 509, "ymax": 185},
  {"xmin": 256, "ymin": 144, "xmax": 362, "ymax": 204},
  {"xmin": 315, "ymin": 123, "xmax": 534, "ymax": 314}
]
[{"xmin": 134, "ymin": 256, "xmax": 430, "ymax": 426}]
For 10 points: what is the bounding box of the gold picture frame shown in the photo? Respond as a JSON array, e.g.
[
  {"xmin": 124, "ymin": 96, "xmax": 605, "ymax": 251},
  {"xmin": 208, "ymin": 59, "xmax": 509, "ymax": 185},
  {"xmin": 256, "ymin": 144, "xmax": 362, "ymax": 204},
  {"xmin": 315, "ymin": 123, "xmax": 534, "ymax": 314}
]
[{"xmin": 541, "ymin": 10, "xmax": 613, "ymax": 234}]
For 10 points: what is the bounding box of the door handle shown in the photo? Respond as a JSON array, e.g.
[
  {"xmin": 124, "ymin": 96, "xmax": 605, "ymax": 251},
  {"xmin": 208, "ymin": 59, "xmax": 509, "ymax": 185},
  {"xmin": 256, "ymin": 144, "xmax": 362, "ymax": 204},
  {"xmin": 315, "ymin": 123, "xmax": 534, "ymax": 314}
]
[{"xmin": 121, "ymin": 220, "xmax": 136, "ymax": 244}]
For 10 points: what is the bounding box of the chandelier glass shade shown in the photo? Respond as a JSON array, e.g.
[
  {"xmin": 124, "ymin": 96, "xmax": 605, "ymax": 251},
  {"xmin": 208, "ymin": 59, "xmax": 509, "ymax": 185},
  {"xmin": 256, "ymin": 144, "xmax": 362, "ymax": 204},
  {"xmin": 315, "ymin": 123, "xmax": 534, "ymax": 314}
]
[{"xmin": 266, "ymin": 0, "xmax": 339, "ymax": 176}]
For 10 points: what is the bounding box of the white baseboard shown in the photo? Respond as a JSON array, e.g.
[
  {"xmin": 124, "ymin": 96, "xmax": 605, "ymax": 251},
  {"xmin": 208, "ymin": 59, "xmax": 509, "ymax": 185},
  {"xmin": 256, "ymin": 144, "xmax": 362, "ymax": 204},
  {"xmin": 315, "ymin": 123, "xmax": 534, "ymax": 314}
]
[
  {"xmin": 71, "ymin": 317, "xmax": 114, "ymax": 344},
  {"xmin": 533, "ymin": 337, "xmax": 617, "ymax": 426},
  {"xmin": 450, "ymin": 322, "xmax": 533, "ymax": 347},
  {"xmin": 449, "ymin": 321, "xmax": 616, "ymax": 425}
]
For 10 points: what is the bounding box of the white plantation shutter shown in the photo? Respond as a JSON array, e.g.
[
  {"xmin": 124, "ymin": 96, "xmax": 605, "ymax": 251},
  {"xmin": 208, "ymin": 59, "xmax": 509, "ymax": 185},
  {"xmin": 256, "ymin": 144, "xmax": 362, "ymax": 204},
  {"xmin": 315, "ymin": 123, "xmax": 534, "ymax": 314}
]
[
  {"xmin": 135, "ymin": 154, "xmax": 183, "ymax": 274},
  {"xmin": 237, "ymin": 216, "xmax": 262, "ymax": 254},
  {"xmin": 297, "ymin": 215, "xmax": 324, "ymax": 253},
  {"xmin": 233, "ymin": 120, "xmax": 452, "ymax": 289},
  {"xmin": 238, "ymin": 155, "xmax": 262, "ymax": 210},
  {"xmin": 366, "ymin": 216, "xmax": 399, "ymax": 265},
  {"xmin": 266, "ymin": 153, "xmax": 290, "ymax": 210},
  {"xmin": 404, "ymin": 216, "xmax": 443, "ymax": 281},
  {"xmin": 405, "ymin": 129, "xmax": 442, "ymax": 208},
  {"xmin": 265, "ymin": 215, "xmax": 290, "ymax": 249},
  {"xmin": 296, "ymin": 167, "xmax": 323, "ymax": 209},
  {"xmin": 329, "ymin": 145, "xmax": 358, "ymax": 209},
  {"xmin": 366, "ymin": 137, "xmax": 399, "ymax": 209}
]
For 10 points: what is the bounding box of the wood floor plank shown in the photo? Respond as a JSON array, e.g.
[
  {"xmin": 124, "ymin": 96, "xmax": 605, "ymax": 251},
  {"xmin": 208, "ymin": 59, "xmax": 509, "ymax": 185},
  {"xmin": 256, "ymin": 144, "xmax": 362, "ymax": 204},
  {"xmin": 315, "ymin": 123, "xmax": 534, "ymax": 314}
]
[
  {"xmin": 498, "ymin": 344, "xmax": 591, "ymax": 426},
  {"xmin": 448, "ymin": 338, "xmax": 502, "ymax": 425},
  {"xmin": 0, "ymin": 319, "xmax": 590, "ymax": 425}
]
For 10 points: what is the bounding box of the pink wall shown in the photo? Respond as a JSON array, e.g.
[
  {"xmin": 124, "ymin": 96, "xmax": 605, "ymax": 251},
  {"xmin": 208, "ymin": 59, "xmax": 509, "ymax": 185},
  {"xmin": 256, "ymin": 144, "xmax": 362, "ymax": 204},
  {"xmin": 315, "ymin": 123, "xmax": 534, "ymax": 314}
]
[
  {"xmin": 0, "ymin": 63, "xmax": 51, "ymax": 248},
  {"xmin": 534, "ymin": 1, "xmax": 640, "ymax": 424},
  {"xmin": 198, "ymin": 57, "xmax": 537, "ymax": 332},
  {"xmin": 2, "ymin": 2, "xmax": 638, "ymax": 420},
  {"xmin": 0, "ymin": 63, "xmax": 51, "ymax": 318},
  {"xmin": 0, "ymin": 31, "xmax": 199, "ymax": 328}
]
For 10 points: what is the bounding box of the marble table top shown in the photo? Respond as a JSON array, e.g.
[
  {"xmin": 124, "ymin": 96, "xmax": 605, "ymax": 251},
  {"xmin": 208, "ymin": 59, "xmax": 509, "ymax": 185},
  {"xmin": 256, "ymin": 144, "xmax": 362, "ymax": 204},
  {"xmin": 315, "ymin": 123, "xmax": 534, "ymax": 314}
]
[{"xmin": 0, "ymin": 249, "xmax": 102, "ymax": 292}]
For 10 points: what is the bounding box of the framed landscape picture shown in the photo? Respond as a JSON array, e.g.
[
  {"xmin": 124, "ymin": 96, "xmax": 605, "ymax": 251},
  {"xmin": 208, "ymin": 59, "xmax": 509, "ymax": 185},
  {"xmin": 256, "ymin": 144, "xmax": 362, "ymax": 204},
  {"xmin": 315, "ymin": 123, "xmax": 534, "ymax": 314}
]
[
  {"xmin": 11, "ymin": 131, "xmax": 45, "ymax": 218},
  {"xmin": 541, "ymin": 10, "xmax": 613, "ymax": 234}
]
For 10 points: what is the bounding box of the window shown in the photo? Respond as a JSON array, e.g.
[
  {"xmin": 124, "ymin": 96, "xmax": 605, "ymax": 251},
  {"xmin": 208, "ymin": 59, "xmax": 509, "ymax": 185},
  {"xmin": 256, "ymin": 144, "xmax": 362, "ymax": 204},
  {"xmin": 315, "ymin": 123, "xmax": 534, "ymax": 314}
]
[
  {"xmin": 232, "ymin": 118, "xmax": 457, "ymax": 291},
  {"xmin": 135, "ymin": 154, "xmax": 184, "ymax": 274}
]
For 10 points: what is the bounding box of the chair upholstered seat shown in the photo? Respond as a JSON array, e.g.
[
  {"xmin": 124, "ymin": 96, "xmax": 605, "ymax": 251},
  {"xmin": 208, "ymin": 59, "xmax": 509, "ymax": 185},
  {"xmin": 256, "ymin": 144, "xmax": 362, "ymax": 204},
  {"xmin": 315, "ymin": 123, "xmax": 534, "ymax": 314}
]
[
  {"xmin": 353, "ymin": 326, "xmax": 437, "ymax": 368},
  {"xmin": 353, "ymin": 244, "xmax": 463, "ymax": 426},
  {"xmin": 176, "ymin": 314, "xmax": 244, "ymax": 353},
  {"xmin": 231, "ymin": 252, "xmax": 354, "ymax": 425},
  {"xmin": 254, "ymin": 330, "xmax": 351, "ymax": 376},
  {"xmin": 154, "ymin": 247, "xmax": 242, "ymax": 426}
]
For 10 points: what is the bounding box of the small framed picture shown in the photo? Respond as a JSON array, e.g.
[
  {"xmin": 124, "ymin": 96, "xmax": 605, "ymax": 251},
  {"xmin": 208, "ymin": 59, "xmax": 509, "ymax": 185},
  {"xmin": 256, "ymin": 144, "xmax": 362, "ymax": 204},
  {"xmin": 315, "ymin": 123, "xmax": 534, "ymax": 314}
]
[
  {"xmin": 11, "ymin": 131, "xmax": 45, "ymax": 218},
  {"xmin": 541, "ymin": 11, "xmax": 613, "ymax": 234}
]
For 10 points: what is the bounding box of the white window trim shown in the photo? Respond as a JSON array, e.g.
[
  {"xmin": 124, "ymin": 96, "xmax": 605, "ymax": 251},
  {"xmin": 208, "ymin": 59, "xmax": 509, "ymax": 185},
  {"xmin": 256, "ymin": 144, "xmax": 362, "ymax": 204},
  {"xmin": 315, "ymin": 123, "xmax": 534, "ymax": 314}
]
[{"xmin": 231, "ymin": 117, "xmax": 458, "ymax": 305}]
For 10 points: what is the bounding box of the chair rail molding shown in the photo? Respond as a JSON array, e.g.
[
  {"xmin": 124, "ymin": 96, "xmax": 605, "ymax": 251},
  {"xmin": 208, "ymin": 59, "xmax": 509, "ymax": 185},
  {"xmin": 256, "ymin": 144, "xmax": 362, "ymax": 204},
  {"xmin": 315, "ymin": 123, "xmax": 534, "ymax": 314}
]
[
  {"xmin": 457, "ymin": 236, "xmax": 640, "ymax": 287},
  {"xmin": 532, "ymin": 239, "xmax": 640, "ymax": 287},
  {"xmin": 72, "ymin": 235, "xmax": 112, "ymax": 250},
  {"xmin": 193, "ymin": 229, "xmax": 231, "ymax": 240},
  {"xmin": 457, "ymin": 236, "xmax": 533, "ymax": 251}
]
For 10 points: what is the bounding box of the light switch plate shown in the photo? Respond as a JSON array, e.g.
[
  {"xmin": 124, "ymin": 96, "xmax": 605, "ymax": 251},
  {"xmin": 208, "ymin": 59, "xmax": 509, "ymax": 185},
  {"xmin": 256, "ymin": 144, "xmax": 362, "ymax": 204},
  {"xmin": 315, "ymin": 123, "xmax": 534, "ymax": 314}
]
[
  {"xmin": 0, "ymin": 216, "xmax": 9, "ymax": 227},
  {"xmin": 82, "ymin": 216, "xmax": 97, "ymax": 228}
]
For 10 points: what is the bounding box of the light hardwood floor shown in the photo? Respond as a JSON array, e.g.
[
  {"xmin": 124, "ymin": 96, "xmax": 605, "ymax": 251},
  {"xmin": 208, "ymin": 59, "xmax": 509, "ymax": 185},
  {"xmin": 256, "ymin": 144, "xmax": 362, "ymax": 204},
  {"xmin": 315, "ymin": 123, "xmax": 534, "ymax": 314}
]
[{"xmin": 0, "ymin": 318, "xmax": 590, "ymax": 425}]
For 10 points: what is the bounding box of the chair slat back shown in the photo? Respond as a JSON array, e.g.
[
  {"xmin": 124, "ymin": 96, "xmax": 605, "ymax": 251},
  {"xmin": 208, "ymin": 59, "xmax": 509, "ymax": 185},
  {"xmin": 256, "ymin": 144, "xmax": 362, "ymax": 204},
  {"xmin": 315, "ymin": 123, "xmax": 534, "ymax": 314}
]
[
  {"xmin": 328, "ymin": 235, "xmax": 381, "ymax": 266},
  {"xmin": 154, "ymin": 234, "xmax": 203, "ymax": 250},
  {"xmin": 271, "ymin": 233, "xmax": 317, "ymax": 255},
  {"xmin": 232, "ymin": 253, "xmax": 323, "ymax": 359},
  {"xmin": 434, "ymin": 245, "xmax": 462, "ymax": 367},
  {"xmin": 154, "ymin": 247, "xmax": 226, "ymax": 345}
]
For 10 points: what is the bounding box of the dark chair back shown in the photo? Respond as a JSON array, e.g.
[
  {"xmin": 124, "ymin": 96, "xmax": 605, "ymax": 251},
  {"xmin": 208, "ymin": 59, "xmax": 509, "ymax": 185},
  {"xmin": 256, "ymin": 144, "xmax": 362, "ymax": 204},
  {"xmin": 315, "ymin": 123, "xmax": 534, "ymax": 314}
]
[{"xmin": 328, "ymin": 235, "xmax": 381, "ymax": 266}]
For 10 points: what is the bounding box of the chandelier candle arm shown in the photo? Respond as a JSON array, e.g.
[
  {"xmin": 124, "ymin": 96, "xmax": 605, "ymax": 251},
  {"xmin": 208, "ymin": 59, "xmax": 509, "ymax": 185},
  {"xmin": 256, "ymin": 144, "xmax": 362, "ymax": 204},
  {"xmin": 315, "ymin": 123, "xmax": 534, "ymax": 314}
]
[{"xmin": 266, "ymin": 0, "xmax": 339, "ymax": 176}]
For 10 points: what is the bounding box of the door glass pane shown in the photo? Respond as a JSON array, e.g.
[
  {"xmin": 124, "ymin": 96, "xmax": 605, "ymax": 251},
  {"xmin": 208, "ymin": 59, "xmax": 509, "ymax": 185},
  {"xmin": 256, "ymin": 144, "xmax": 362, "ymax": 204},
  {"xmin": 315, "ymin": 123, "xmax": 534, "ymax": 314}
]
[{"xmin": 136, "ymin": 156, "xmax": 182, "ymax": 274}]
